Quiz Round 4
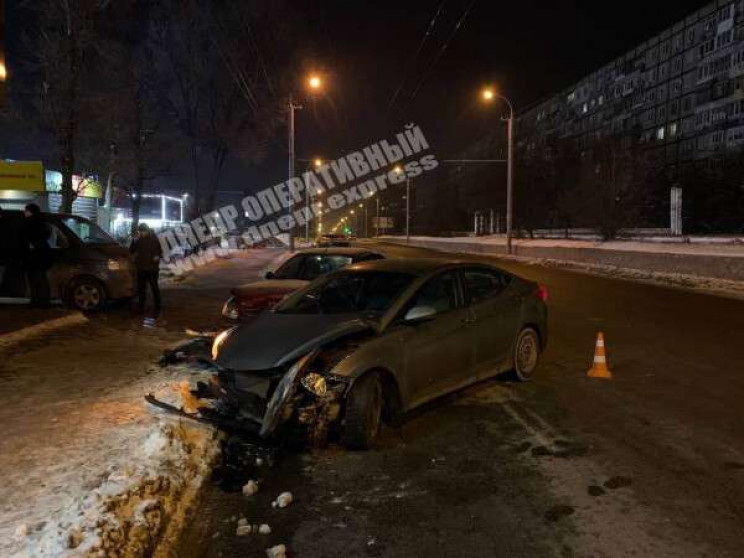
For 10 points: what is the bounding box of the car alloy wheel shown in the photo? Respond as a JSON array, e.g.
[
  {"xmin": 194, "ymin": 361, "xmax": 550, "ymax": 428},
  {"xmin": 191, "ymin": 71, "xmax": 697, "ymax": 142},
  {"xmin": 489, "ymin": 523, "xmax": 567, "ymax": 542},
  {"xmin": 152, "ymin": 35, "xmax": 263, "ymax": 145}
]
[
  {"xmin": 72, "ymin": 281, "xmax": 104, "ymax": 311},
  {"xmin": 514, "ymin": 327, "xmax": 540, "ymax": 382}
]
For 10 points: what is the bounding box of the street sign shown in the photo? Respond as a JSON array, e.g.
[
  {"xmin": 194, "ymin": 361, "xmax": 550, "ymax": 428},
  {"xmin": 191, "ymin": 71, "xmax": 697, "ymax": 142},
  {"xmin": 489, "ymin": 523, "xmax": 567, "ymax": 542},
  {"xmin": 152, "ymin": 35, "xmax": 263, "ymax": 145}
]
[{"xmin": 373, "ymin": 216, "xmax": 394, "ymax": 229}]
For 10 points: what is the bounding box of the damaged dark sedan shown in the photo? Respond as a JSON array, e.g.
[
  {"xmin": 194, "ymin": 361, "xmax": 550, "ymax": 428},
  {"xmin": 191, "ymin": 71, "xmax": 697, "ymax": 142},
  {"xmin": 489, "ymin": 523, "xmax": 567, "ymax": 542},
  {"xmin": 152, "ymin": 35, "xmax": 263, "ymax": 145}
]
[{"xmin": 203, "ymin": 258, "xmax": 549, "ymax": 449}]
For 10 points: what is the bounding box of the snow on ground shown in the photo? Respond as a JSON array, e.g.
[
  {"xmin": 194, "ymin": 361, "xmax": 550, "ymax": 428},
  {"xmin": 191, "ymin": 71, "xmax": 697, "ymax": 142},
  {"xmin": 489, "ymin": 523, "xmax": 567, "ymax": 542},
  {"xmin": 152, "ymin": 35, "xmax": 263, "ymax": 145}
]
[
  {"xmin": 0, "ymin": 248, "xmax": 287, "ymax": 558},
  {"xmin": 519, "ymin": 255, "xmax": 744, "ymax": 299},
  {"xmin": 399, "ymin": 235, "xmax": 744, "ymax": 257},
  {"xmin": 386, "ymin": 236, "xmax": 744, "ymax": 298},
  {"xmin": 0, "ymin": 334, "xmax": 220, "ymax": 558}
]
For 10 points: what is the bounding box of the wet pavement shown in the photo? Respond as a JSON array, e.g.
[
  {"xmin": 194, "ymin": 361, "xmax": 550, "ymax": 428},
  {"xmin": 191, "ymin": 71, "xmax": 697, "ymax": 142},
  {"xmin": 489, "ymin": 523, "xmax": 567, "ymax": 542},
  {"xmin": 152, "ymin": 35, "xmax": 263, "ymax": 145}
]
[{"xmin": 178, "ymin": 241, "xmax": 744, "ymax": 558}]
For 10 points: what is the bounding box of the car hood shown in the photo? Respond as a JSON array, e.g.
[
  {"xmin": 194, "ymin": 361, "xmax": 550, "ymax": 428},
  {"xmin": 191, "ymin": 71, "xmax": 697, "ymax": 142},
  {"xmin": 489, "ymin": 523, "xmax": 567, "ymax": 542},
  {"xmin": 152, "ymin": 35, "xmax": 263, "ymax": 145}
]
[
  {"xmin": 231, "ymin": 279, "xmax": 308, "ymax": 297},
  {"xmin": 215, "ymin": 312, "xmax": 376, "ymax": 371}
]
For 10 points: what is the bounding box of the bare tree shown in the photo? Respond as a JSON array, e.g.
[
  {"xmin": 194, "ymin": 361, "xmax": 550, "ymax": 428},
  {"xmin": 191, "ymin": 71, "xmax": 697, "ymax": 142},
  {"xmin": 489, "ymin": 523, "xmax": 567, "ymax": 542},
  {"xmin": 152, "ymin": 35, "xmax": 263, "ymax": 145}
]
[{"xmin": 18, "ymin": 0, "xmax": 112, "ymax": 212}]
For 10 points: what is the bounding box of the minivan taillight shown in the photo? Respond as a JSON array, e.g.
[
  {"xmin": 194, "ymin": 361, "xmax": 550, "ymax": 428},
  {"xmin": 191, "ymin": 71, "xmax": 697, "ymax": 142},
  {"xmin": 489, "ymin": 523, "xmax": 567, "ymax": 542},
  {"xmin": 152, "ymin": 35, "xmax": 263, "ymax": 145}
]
[{"xmin": 535, "ymin": 284, "xmax": 549, "ymax": 303}]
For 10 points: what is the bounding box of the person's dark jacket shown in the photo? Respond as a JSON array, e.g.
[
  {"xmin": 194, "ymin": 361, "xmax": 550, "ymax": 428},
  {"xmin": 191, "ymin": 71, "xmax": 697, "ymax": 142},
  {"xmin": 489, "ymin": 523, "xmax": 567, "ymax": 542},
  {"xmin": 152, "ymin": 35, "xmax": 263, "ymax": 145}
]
[
  {"xmin": 22, "ymin": 214, "xmax": 53, "ymax": 271},
  {"xmin": 130, "ymin": 233, "xmax": 163, "ymax": 272}
]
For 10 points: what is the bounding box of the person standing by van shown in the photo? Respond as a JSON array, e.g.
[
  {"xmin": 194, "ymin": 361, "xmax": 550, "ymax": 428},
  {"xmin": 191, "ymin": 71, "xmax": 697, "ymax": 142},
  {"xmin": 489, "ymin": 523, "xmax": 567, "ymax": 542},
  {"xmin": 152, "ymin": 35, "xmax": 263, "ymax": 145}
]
[
  {"xmin": 22, "ymin": 203, "xmax": 53, "ymax": 308},
  {"xmin": 130, "ymin": 223, "xmax": 162, "ymax": 316}
]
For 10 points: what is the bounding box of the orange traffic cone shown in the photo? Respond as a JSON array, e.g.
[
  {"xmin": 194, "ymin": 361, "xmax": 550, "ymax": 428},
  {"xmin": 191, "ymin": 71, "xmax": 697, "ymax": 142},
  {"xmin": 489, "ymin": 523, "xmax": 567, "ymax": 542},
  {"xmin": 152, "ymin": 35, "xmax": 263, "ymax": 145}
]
[{"xmin": 588, "ymin": 332, "xmax": 613, "ymax": 379}]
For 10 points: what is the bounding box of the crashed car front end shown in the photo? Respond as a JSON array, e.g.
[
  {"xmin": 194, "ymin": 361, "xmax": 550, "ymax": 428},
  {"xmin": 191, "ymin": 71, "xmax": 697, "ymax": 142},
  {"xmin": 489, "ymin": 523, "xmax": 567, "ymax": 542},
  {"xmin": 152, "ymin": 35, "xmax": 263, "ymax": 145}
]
[{"xmin": 213, "ymin": 347, "xmax": 358, "ymax": 444}]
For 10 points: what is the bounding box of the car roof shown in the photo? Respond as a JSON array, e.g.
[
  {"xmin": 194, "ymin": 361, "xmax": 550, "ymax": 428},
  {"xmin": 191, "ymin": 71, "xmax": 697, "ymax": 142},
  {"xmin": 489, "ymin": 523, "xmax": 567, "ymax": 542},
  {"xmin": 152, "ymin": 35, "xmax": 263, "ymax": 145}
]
[
  {"xmin": 344, "ymin": 257, "xmax": 482, "ymax": 276},
  {"xmin": 294, "ymin": 247, "xmax": 379, "ymax": 257},
  {"xmin": 0, "ymin": 210, "xmax": 84, "ymax": 220}
]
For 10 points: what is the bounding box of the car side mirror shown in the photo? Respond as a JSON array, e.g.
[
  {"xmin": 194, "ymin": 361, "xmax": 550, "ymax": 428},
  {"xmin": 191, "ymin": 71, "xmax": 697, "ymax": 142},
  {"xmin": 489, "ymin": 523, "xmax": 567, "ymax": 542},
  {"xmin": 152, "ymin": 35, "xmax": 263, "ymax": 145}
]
[
  {"xmin": 265, "ymin": 271, "xmax": 275, "ymax": 280},
  {"xmin": 404, "ymin": 305, "xmax": 437, "ymax": 324}
]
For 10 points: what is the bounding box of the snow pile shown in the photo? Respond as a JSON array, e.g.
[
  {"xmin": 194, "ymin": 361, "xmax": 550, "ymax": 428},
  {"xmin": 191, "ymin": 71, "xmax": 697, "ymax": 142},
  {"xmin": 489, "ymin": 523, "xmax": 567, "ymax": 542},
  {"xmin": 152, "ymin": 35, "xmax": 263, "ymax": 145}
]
[{"xmin": 9, "ymin": 375, "xmax": 220, "ymax": 558}]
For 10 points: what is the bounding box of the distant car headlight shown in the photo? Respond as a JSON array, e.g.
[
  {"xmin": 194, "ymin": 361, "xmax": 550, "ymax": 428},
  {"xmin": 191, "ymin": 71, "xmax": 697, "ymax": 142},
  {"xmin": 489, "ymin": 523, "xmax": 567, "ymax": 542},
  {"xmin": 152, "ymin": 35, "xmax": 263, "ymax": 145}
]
[
  {"xmin": 107, "ymin": 258, "xmax": 128, "ymax": 271},
  {"xmin": 300, "ymin": 373, "xmax": 327, "ymax": 397},
  {"xmin": 222, "ymin": 296, "xmax": 239, "ymax": 320},
  {"xmin": 211, "ymin": 329, "xmax": 232, "ymax": 360}
]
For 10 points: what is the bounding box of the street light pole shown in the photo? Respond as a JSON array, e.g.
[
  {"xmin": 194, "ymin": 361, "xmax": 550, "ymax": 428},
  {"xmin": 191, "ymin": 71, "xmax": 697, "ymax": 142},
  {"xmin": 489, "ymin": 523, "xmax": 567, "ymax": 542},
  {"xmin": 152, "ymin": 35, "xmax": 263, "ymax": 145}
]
[
  {"xmin": 405, "ymin": 176, "xmax": 411, "ymax": 243},
  {"xmin": 304, "ymin": 171, "xmax": 310, "ymax": 244},
  {"xmin": 505, "ymin": 101, "xmax": 514, "ymax": 255},
  {"xmin": 287, "ymin": 94, "xmax": 300, "ymax": 252},
  {"xmin": 482, "ymin": 88, "xmax": 515, "ymax": 255},
  {"xmin": 376, "ymin": 197, "xmax": 380, "ymax": 237}
]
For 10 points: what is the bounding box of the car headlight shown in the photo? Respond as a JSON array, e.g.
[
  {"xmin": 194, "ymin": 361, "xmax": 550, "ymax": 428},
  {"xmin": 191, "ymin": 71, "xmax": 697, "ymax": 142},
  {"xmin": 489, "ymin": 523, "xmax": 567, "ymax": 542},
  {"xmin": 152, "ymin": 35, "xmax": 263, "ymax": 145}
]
[
  {"xmin": 300, "ymin": 373, "xmax": 327, "ymax": 397},
  {"xmin": 222, "ymin": 296, "xmax": 239, "ymax": 320},
  {"xmin": 107, "ymin": 258, "xmax": 128, "ymax": 271},
  {"xmin": 211, "ymin": 329, "xmax": 232, "ymax": 360}
]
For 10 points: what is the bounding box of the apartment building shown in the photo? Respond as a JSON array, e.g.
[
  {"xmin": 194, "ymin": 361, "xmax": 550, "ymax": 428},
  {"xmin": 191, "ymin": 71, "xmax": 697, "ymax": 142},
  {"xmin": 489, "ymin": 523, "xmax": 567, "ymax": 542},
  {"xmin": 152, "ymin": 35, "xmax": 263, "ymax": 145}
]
[{"xmin": 518, "ymin": 0, "xmax": 744, "ymax": 167}]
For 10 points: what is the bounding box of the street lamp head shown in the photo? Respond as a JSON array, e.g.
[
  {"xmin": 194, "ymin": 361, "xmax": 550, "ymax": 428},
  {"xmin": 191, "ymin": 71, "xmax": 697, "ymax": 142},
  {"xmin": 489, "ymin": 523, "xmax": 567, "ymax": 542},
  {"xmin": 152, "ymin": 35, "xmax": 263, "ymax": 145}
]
[
  {"xmin": 482, "ymin": 87, "xmax": 495, "ymax": 102},
  {"xmin": 393, "ymin": 165, "xmax": 403, "ymax": 174},
  {"xmin": 308, "ymin": 75, "xmax": 322, "ymax": 90},
  {"xmin": 313, "ymin": 158, "xmax": 323, "ymax": 168},
  {"xmin": 350, "ymin": 210, "xmax": 355, "ymax": 215}
]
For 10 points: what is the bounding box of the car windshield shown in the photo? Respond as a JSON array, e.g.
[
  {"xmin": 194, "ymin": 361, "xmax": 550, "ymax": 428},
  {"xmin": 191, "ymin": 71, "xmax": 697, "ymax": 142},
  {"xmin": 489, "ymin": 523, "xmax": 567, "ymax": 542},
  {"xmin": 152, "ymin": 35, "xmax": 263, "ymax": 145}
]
[
  {"xmin": 61, "ymin": 216, "xmax": 117, "ymax": 245},
  {"xmin": 275, "ymin": 271, "xmax": 414, "ymax": 316}
]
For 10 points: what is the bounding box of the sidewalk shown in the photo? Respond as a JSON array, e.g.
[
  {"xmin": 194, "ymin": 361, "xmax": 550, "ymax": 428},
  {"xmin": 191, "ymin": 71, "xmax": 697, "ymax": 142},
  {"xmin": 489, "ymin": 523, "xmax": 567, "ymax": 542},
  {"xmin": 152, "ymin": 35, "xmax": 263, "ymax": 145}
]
[{"xmin": 0, "ymin": 248, "xmax": 283, "ymax": 558}]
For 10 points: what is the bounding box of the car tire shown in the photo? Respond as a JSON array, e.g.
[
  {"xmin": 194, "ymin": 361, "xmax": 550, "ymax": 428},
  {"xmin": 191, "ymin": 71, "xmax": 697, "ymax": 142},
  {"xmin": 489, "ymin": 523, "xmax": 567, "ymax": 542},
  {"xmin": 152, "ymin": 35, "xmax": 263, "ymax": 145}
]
[
  {"xmin": 512, "ymin": 327, "xmax": 541, "ymax": 382},
  {"xmin": 342, "ymin": 372, "xmax": 383, "ymax": 450},
  {"xmin": 68, "ymin": 277, "xmax": 107, "ymax": 312}
]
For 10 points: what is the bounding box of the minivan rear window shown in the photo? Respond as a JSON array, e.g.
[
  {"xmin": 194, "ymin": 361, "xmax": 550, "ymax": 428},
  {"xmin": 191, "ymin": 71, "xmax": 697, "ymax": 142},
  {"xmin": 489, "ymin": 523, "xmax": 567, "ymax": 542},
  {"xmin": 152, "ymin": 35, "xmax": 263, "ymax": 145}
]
[{"xmin": 61, "ymin": 216, "xmax": 116, "ymax": 245}]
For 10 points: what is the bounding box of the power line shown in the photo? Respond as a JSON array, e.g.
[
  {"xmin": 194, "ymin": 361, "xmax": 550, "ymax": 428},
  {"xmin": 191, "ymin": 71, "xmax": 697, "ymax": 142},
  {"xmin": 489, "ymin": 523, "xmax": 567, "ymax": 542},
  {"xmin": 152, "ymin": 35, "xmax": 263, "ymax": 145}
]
[
  {"xmin": 386, "ymin": 0, "xmax": 448, "ymax": 115},
  {"xmin": 400, "ymin": 0, "xmax": 478, "ymax": 112}
]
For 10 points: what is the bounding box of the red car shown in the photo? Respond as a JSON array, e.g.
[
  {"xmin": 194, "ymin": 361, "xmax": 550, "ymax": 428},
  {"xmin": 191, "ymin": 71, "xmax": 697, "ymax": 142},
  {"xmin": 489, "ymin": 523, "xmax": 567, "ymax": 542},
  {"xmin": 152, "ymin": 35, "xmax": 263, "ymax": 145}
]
[{"xmin": 222, "ymin": 248, "xmax": 384, "ymax": 321}]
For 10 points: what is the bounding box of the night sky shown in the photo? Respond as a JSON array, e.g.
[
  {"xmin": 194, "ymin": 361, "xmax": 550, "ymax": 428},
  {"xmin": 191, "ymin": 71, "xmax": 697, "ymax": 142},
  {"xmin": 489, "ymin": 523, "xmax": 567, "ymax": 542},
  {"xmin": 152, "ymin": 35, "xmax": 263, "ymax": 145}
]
[
  {"xmin": 283, "ymin": 0, "xmax": 710, "ymax": 193},
  {"xmin": 2, "ymin": 0, "xmax": 713, "ymax": 197}
]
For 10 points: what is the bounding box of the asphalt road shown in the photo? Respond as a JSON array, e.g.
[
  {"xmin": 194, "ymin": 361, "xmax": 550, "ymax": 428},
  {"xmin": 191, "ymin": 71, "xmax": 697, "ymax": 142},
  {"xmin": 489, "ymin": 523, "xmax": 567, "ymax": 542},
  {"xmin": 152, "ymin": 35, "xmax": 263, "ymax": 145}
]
[{"xmin": 179, "ymin": 241, "xmax": 744, "ymax": 558}]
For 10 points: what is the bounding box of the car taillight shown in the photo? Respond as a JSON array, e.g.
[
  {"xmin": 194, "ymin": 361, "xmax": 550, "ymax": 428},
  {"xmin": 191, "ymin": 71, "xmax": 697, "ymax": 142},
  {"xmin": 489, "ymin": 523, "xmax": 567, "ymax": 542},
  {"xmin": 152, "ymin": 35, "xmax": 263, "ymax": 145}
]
[{"xmin": 535, "ymin": 284, "xmax": 549, "ymax": 303}]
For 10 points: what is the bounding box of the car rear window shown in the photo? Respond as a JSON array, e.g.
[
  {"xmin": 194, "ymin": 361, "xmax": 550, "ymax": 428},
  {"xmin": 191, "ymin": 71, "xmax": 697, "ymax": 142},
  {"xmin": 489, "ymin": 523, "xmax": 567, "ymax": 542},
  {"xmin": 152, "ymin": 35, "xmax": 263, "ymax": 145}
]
[{"xmin": 300, "ymin": 255, "xmax": 353, "ymax": 280}]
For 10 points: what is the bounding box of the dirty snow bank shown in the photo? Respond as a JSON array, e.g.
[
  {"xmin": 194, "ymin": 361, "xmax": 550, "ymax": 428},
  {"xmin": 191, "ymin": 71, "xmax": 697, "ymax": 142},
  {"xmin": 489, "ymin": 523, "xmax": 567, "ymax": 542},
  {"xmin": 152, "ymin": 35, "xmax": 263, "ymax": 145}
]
[
  {"xmin": 387, "ymin": 236, "xmax": 744, "ymax": 297},
  {"xmin": 9, "ymin": 366, "xmax": 220, "ymax": 558}
]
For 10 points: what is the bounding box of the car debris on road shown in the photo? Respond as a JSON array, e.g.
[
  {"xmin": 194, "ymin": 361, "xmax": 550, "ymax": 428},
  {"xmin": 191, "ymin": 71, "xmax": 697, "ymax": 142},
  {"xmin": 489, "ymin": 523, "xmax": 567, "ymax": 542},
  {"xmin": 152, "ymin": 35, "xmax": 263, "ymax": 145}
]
[{"xmin": 272, "ymin": 492, "xmax": 293, "ymax": 508}]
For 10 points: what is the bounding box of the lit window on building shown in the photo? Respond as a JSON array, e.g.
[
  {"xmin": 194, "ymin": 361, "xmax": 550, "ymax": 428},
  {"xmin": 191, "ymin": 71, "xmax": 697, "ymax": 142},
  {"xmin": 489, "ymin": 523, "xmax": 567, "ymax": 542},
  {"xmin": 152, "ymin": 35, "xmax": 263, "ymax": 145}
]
[{"xmin": 656, "ymin": 127, "xmax": 665, "ymax": 140}]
